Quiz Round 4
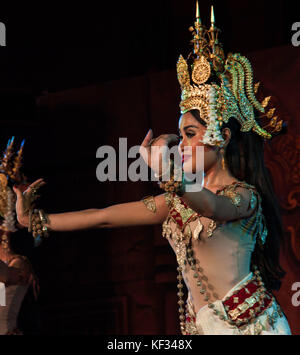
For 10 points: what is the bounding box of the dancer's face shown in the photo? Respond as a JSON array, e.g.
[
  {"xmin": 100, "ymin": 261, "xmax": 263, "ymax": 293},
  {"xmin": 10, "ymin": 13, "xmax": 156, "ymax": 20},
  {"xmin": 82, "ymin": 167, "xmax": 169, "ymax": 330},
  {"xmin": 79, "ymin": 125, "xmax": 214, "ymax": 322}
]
[{"xmin": 178, "ymin": 111, "xmax": 219, "ymax": 174}]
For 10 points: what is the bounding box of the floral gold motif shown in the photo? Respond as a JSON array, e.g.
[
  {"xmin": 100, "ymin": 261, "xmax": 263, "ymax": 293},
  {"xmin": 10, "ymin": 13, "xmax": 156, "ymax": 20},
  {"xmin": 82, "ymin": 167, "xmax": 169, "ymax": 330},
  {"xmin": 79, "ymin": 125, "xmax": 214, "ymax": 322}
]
[
  {"xmin": 141, "ymin": 196, "xmax": 157, "ymax": 213},
  {"xmin": 192, "ymin": 56, "xmax": 211, "ymax": 85}
]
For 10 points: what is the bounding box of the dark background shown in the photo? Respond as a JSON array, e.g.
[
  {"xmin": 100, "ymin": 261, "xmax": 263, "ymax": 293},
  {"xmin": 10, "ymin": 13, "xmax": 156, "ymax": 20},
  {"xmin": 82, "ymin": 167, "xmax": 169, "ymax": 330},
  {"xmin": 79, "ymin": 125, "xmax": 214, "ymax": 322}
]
[
  {"xmin": 0, "ymin": 0, "xmax": 300, "ymax": 334},
  {"xmin": 0, "ymin": 1, "xmax": 298, "ymax": 86}
]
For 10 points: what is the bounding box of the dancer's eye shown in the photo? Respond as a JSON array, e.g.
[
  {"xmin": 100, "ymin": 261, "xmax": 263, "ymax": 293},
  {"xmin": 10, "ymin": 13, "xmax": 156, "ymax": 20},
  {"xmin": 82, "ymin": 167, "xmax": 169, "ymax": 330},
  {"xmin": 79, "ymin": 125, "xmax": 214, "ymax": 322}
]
[
  {"xmin": 186, "ymin": 132, "xmax": 195, "ymax": 138},
  {"xmin": 179, "ymin": 132, "xmax": 195, "ymax": 140}
]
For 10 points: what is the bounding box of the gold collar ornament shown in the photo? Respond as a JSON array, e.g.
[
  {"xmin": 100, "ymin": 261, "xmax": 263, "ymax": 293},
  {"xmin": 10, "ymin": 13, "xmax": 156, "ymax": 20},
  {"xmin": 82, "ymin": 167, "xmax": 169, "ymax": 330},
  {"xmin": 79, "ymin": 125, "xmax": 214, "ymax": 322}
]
[{"xmin": 177, "ymin": 2, "xmax": 283, "ymax": 147}]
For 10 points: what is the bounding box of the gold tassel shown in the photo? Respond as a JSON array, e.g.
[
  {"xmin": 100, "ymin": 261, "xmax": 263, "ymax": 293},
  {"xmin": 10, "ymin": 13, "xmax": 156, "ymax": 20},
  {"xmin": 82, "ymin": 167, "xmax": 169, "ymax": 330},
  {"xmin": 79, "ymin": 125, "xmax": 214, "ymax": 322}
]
[
  {"xmin": 254, "ymin": 82, "xmax": 260, "ymax": 94},
  {"xmin": 266, "ymin": 108, "xmax": 276, "ymax": 119},
  {"xmin": 274, "ymin": 121, "xmax": 283, "ymax": 132},
  {"xmin": 261, "ymin": 96, "xmax": 271, "ymax": 108}
]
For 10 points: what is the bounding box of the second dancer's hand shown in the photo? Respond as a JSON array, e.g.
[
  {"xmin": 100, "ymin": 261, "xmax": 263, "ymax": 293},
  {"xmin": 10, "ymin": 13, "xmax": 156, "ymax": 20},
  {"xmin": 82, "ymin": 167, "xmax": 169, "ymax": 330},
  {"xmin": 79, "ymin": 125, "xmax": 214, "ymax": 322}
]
[{"xmin": 13, "ymin": 178, "xmax": 46, "ymax": 227}]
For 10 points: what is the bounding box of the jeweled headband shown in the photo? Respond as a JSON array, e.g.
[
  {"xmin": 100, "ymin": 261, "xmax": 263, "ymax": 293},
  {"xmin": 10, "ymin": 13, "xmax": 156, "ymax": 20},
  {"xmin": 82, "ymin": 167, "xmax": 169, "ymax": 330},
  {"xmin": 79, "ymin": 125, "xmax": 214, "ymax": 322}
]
[{"xmin": 177, "ymin": 2, "xmax": 283, "ymax": 147}]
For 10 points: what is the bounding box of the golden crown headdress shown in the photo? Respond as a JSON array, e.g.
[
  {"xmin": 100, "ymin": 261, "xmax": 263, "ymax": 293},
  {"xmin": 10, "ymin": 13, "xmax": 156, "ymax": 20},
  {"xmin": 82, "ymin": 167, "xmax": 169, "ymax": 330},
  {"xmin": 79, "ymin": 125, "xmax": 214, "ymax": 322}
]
[
  {"xmin": 0, "ymin": 137, "xmax": 25, "ymax": 232},
  {"xmin": 177, "ymin": 2, "xmax": 283, "ymax": 147}
]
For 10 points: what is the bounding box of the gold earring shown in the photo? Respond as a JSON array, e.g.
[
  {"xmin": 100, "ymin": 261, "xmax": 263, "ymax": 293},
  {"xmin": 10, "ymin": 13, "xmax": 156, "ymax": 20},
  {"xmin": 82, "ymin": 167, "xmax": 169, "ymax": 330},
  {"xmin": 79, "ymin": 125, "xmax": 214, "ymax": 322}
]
[
  {"xmin": 220, "ymin": 148, "xmax": 226, "ymax": 171},
  {"xmin": 222, "ymin": 156, "xmax": 226, "ymax": 171}
]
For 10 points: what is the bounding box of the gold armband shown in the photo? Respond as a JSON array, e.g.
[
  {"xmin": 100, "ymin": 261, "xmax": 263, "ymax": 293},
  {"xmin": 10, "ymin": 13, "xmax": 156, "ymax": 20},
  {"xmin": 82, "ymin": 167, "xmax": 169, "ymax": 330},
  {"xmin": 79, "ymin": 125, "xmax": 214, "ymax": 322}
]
[
  {"xmin": 141, "ymin": 196, "xmax": 157, "ymax": 213},
  {"xmin": 224, "ymin": 190, "xmax": 243, "ymax": 218},
  {"xmin": 225, "ymin": 190, "xmax": 242, "ymax": 207}
]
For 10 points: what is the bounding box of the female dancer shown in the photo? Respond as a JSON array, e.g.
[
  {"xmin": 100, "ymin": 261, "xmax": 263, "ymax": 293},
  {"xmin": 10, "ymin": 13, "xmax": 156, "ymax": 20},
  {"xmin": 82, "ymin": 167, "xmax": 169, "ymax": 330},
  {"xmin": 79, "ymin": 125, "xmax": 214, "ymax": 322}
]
[
  {"xmin": 0, "ymin": 229, "xmax": 37, "ymax": 335},
  {"xmin": 0, "ymin": 138, "xmax": 38, "ymax": 335},
  {"xmin": 13, "ymin": 5, "xmax": 291, "ymax": 335}
]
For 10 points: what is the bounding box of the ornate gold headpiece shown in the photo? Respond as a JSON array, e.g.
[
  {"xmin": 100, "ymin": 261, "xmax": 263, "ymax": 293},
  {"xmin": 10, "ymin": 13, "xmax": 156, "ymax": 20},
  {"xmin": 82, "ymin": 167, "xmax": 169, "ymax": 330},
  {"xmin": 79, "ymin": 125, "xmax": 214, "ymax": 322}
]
[
  {"xmin": 0, "ymin": 137, "xmax": 25, "ymax": 231},
  {"xmin": 177, "ymin": 2, "xmax": 283, "ymax": 146}
]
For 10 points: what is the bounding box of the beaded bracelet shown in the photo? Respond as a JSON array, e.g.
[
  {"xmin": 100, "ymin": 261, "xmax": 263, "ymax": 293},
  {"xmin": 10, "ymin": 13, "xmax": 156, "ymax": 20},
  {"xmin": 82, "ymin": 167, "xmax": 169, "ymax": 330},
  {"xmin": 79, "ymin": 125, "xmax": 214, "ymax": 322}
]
[
  {"xmin": 29, "ymin": 209, "xmax": 50, "ymax": 245},
  {"xmin": 159, "ymin": 177, "xmax": 184, "ymax": 196},
  {"xmin": 158, "ymin": 160, "xmax": 185, "ymax": 196}
]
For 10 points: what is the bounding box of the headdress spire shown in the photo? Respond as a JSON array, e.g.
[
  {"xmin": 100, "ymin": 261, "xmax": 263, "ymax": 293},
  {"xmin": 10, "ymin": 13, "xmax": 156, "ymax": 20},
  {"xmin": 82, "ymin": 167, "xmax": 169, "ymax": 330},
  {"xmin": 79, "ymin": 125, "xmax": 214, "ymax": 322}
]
[
  {"xmin": 210, "ymin": 5, "xmax": 215, "ymax": 27},
  {"xmin": 196, "ymin": 1, "xmax": 202, "ymax": 25}
]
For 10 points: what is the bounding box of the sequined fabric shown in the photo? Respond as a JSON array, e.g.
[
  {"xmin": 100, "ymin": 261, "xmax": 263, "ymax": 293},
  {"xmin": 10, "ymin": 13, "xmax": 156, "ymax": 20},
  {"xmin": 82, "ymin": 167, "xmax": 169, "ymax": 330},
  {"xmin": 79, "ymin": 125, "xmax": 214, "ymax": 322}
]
[{"xmin": 185, "ymin": 273, "xmax": 291, "ymax": 335}]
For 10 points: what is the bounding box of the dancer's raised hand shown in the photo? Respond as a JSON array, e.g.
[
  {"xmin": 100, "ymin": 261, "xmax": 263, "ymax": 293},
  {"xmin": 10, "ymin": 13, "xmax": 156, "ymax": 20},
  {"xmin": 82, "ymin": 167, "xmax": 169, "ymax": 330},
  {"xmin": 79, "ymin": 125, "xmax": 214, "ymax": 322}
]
[
  {"xmin": 140, "ymin": 129, "xmax": 179, "ymax": 176},
  {"xmin": 13, "ymin": 178, "xmax": 46, "ymax": 227}
]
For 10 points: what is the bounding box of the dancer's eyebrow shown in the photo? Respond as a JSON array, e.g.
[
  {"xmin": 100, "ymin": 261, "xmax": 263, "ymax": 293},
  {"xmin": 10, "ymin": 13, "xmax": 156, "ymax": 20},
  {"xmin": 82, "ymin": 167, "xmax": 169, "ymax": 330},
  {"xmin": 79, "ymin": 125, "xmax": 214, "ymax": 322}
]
[
  {"xmin": 178, "ymin": 125, "xmax": 199, "ymax": 133},
  {"xmin": 183, "ymin": 125, "xmax": 198, "ymax": 130}
]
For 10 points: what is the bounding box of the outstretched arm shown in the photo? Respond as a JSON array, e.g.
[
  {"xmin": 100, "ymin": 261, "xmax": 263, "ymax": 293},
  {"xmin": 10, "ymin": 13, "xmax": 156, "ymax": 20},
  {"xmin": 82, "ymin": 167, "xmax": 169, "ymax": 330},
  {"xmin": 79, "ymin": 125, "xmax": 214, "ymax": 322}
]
[
  {"xmin": 13, "ymin": 129, "xmax": 177, "ymax": 233},
  {"xmin": 13, "ymin": 183, "xmax": 169, "ymax": 232},
  {"xmin": 48, "ymin": 195, "xmax": 168, "ymax": 231}
]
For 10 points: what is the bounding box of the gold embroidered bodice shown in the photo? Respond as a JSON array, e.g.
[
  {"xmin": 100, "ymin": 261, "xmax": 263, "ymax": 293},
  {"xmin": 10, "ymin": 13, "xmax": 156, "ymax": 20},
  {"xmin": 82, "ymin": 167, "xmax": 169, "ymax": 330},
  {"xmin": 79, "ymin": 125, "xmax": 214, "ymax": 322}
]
[{"xmin": 162, "ymin": 181, "xmax": 268, "ymax": 312}]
